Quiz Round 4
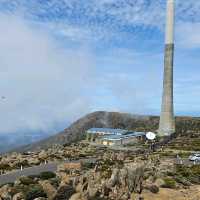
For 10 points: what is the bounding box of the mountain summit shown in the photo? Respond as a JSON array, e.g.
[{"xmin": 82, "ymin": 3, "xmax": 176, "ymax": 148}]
[{"xmin": 13, "ymin": 111, "xmax": 200, "ymax": 152}]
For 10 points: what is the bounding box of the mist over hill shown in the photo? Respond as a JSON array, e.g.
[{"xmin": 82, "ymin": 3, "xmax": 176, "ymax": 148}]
[
  {"xmin": 0, "ymin": 131, "xmax": 57, "ymax": 153},
  {"xmin": 10, "ymin": 111, "xmax": 200, "ymax": 153}
]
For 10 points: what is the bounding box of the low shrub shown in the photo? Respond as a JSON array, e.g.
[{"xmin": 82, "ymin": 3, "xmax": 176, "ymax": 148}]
[
  {"xmin": 175, "ymin": 165, "xmax": 191, "ymax": 178},
  {"xmin": 0, "ymin": 182, "xmax": 14, "ymax": 188},
  {"xmin": 81, "ymin": 161, "xmax": 95, "ymax": 170},
  {"xmin": 162, "ymin": 177, "xmax": 176, "ymax": 189},
  {"xmin": 25, "ymin": 185, "xmax": 47, "ymax": 200},
  {"xmin": 101, "ymin": 168, "xmax": 112, "ymax": 179},
  {"xmin": 14, "ymin": 160, "xmax": 30, "ymax": 168},
  {"xmin": 190, "ymin": 165, "xmax": 200, "ymax": 176},
  {"xmin": 149, "ymin": 185, "xmax": 159, "ymax": 193},
  {"xmin": 0, "ymin": 163, "xmax": 11, "ymax": 171},
  {"xmin": 39, "ymin": 171, "xmax": 56, "ymax": 180},
  {"xmin": 19, "ymin": 176, "xmax": 36, "ymax": 185},
  {"xmin": 160, "ymin": 151, "xmax": 175, "ymax": 157},
  {"xmin": 53, "ymin": 185, "xmax": 75, "ymax": 200},
  {"xmin": 98, "ymin": 159, "xmax": 115, "ymax": 179},
  {"xmin": 10, "ymin": 185, "xmax": 28, "ymax": 195},
  {"xmin": 188, "ymin": 175, "xmax": 200, "ymax": 184},
  {"xmin": 174, "ymin": 175, "xmax": 191, "ymax": 186},
  {"xmin": 50, "ymin": 177, "xmax": 61, "ymax": 188},
  {"xmin": 175, "ymin": 164, "xmax": 200, "ymax": 184},
  {"xmin": 28, "ymin": 174, "xmax": 40, "ymax": 179},
  {"xmin": 179, "ymin": 152, "xmax": 191, "ymax": 158},
  {"xmin": 166, "ymin": 171, "xmax": 176, "ymax": 177}
]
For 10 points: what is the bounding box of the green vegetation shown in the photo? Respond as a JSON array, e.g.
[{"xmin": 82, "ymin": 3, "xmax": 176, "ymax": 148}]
[
  {"xmin": 53, "ymin": 185, "xmax": 75, "ymax": 200},
  {"xmin": 39, "ymin": 171, "xmax": 56, "ymax": 180},
  {"xmin": 28, "ymin": 174, "xmax": 40, "ymax": 179},
  {"xmin": 0, "ymin": 163, "xmax": 11, "ymax": 171},
  {"xmin": 159, "ymin": 150, "xmax": 176, "ymax": 158},
  {"xmin": 97, "ymin": 158, "xmax": 124, "ymax": 179},
  {"xmin": 178, "ymin": 151, "xmax": 191, "ymax": 158},
  {"xmin": 149, "ymin": 185, "xmax": 159, "ymax": 193},
  {"xmin": 98, "ymin": 159, "xmax": 115, "ymax": 179},
  {"xmin": 81, "ymin": 160, "xmax": 95, "ymax": 170},
  {"xmin": 19, "ymin": 176, "xmax": 36, "ymax": 185},
  {"xmin": 162, "ymin": 177, "xmax": 176, "ymax": 189},
  {"xmin": 174, "ymin": 175, "xmax": 191, "ymax": 186},
  {"xmin": 49, "ymin": 177, "xmax": 61, "ymax": 188},
  {"xmin": 9, "ymin": 185, "xmax": 26, "ymax": 197},
  {"xmin": 25, "ymin": 185, "xmax": 47, "ymax": 200},
  {"xmin": 175, "ymin": 164, "xmax": 200, "ymax": 184},
  {"xmin": 0, "ymin": 182, "xmax": 14, "ymax": 188},
  {"xmin": 168, "ymin": 138, "xmax": 200, "ymax": 151},
  {"xmin": 159, "ymin": 150, "xmax": 191, "ymax": 159},
  {"xmin": 14, "ymin": 160, "xmax": 30, "ymax": 169}
]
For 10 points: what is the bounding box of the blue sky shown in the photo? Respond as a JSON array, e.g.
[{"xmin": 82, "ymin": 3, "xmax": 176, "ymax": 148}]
[{"xmin": 0, "ymin": 0, "xmax": 200, "ymax": 135}]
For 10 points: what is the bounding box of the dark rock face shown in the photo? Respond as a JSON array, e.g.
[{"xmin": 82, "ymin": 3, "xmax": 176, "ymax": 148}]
[
  {"xmin": 12, "ymin": 111, "xmax": 200, "ymax": 152},
  {"xmin": 53, "ymin": 185, "xmax": 75, "ymax": 200}
]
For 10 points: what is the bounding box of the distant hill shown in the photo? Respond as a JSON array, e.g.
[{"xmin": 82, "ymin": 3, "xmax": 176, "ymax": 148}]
[
  {"xmin": 0, "ymin": 131, "xmax": 55, "ymax": 153},
  {"xmin": 11, "ymin": 111, "xmax": 200, "ymax": 152}
]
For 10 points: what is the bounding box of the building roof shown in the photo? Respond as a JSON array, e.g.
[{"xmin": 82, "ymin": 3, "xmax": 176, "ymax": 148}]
[
  {"xmin": 101, "ymin": 132, "xmax": 145, "ymax": 141},
  {"xmin": 87, "ymin": 128, "xmax": 127, "ymax": 134}
]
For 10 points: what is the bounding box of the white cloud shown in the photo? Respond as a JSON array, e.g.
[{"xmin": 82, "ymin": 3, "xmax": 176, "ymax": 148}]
[
  {"xmin": 176, "ymin": 22, "xmax": 200, "ymax": 48},
  {"xmin": 1, "ymin": 0, "xmax": 200, "ymax": 47},
  {"xmin": 0, "ymin": 0, "xmax": 200, "ymax": 137},
  {"xmin": 0, "ymin": 13, "xmax": 96, "ymax": 134},
  {"xmin": 94, "ymin": 48, "xmax": 163, "ymax": 114}
]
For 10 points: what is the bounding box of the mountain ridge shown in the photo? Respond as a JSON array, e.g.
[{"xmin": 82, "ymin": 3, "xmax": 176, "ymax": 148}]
[{"xmin": 10, "ymin": 111, "xmax": 200, "ymax": 153}]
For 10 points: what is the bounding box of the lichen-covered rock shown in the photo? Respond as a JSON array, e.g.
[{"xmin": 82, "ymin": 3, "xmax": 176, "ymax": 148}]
[
  {"xmin": 39, "ymin": 180, "xmax": 56, "ymax": 200},
  {"xmin": 28, "ymin": 158, "xmax": 40, "ymax": 165},
  {"xmin": 107, "ymin": 168, "xmax": 120, "ymax": 187},
  {"xmin": 57, "ymin": 172, "xmax": 71, "ymax": 185},
  {"xmin": 33, "ymin": 198, "xmax": 47, "ymax": 200},
  {"xmin": 154, "ymin": 178, "xmax": 165, "ymax": 187},
  {"xmin": 0, "ymin": 184, "xmax": 12, "ymax": 200},
  {"xmin": 12, "ymin": 192, "xmax": 24, "ymax": 200},
  {"xmin": 87, "ymin": 181, "xmax": 98, "ymax": 198},
  {"xmin": 38, "ymin": 150, "xmax": 48, "ymax": 160},
  {"xmin": 69, "ymin": 193, "xmax": 82, "ymax": 200},
  {"xmin": 53, "ymin": 184, "xmax": 75, "ymax": 200}
]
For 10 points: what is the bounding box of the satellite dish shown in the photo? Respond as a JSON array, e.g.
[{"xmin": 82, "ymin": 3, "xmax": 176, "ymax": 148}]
[{"xmin": 146, "ymin": 132, "xmax": 156, "ymax": 140}]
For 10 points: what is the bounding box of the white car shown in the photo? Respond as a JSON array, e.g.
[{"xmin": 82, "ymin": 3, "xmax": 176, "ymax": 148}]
[{"xmin": 189, "ymin": 154, "xmax": 200, "ymax": 162}]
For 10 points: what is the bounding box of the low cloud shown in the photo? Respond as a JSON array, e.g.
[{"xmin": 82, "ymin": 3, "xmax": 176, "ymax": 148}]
[
  {"xmin": 0, "ymin": 14, "xmax": 96, "ymax": 134},
  {"xmin": 176, "ymin": 22, "xmax": 200, "ymax": 49},
  {"xmin": 93, "ymin": 48, "xmax": 163, "ymax": 115},
  {"xmin": 0, "ymin": 0, "xmax": 200, "ymax": 138}
]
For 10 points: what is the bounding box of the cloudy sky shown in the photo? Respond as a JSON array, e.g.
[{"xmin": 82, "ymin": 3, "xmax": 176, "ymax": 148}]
[{"xmin": 0, "ymin": 0, "xmax": 200, "ymax": 136}]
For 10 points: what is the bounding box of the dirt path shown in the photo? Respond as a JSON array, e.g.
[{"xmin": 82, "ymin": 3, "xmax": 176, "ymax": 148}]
[{"xmin": 142, "ymin": 186, "xmax": 200, "ymax": 200}]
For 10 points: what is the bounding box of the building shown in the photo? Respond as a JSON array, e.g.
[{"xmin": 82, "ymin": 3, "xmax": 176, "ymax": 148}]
[
  {"xmin": 99, "ymin": 132, "xmax": 146, "ymax": 146},
  {"xmin": 86, "ymin": 128, "xmax": 146, "ymax": 146},
  {"xmin": 86, "ymin": 128, "xmax": 127, "ymax": 135}
]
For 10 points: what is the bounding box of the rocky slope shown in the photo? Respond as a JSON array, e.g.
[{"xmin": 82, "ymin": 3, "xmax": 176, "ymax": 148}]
[
  {"xmin": 13, "ymin": 111, "xmax": 200, "ymax": 152},
  {"xmin": 2, "ymin": 147, "xmax": 200, "ymax": 200}
]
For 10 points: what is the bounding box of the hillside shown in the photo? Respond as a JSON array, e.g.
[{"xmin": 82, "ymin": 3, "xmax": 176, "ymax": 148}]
[{"xmin": 13, "ymin": 111, "xmax": 200, "ymax": 152}]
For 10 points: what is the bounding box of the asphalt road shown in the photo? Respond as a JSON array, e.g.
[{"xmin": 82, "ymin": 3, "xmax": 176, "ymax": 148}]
[
  {"xmin": 175, "ymin": 158, "xmax": 200, "ymax": 166},
  {"xmin": 0, "ymin": 162, "xmax": 58, "ymax": 185},
  {"xmin": 0, "ymin": 158, "xmax": 96, "ymax": 185}
]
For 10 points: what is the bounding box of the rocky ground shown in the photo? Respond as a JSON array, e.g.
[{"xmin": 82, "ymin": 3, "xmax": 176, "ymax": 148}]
[
  {"xmin": 1, "ymin": 135, "xmax": 200, "ymax": 200},
  {"xmin": 0, "ymin": 143, "xmax": 99, "ymax": 174}
]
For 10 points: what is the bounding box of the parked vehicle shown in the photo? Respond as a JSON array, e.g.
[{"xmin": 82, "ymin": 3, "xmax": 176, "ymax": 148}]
[{"xmin": 189, "ymin": 154, "xmax": 200, "ymax": 162}]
